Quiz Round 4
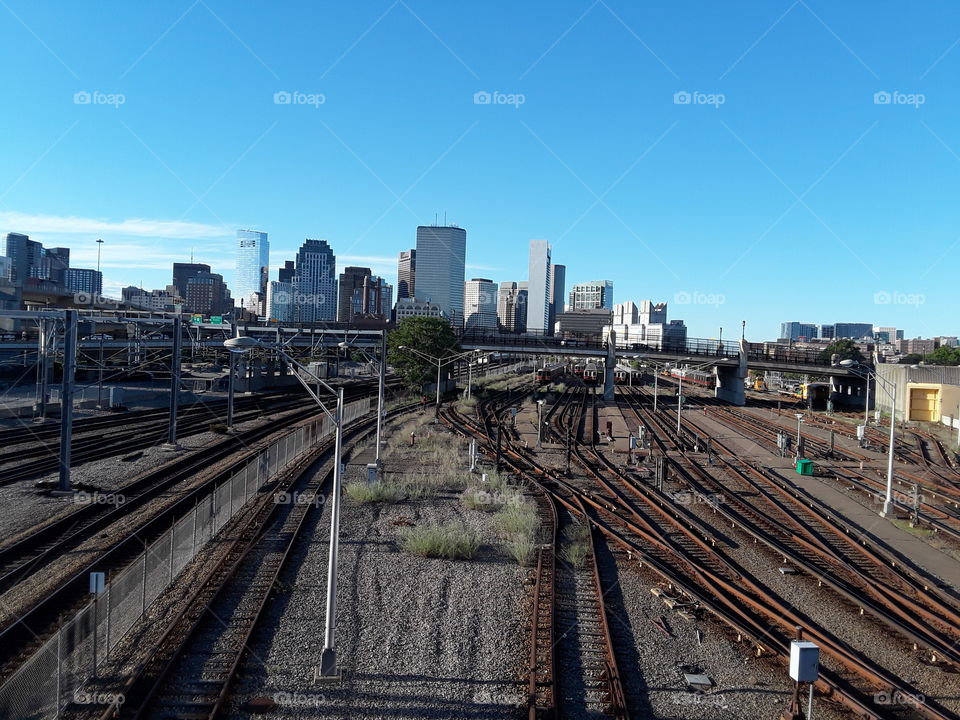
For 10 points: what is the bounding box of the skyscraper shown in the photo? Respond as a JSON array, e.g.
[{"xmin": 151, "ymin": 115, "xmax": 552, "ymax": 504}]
[
  {"xmin": 397, "ymin": 249, "xmax": 416, "ymax": 300},
  {"xmin": 293, "ymin": 239, "xmax": 337, "ymax": 323},
  {"xmin": 415, "ymin": 225, "xmax": 465, "ymax": 327},
  {"xmin": 548, "ymin": 264, "xmax": 565, "ymax": 335},
  {"xmin": 172, "ymin": 262, "xmax": 211, "ymax": 298},
  {"xmin": 278, "ymin": 260, "xmax": 296, "ymax": 284},
  {"xmin": 568, "ymin": 280, "xmax": 612, "ymax": 311},
  {"xmin": 338, "ymin": 266, "xmax": 372, "ymax": 323},
  {"xmin": 4, "ymin": 233, "xmax": 42, "ymax": 285},
  {"xmin": 64, "ymin": 268, "xmax": 102, "ymax": 296},
  {"xmin": 497, "ymin": 281, "xmax": 528, "ymax": 332},
  {"xmin": 235, "ymin": 229, "xmax": 269, "ymax": 315},
  {"xmin": 526, "ymin": 239, "xmax": 552, "ymax": 334},
  {"xmin": 780, "ymin": 322, "xmax": 818, "ymax": 341},
  {"xmin": 464, "ymin": 278, "xmax": 498, "ymax": 331},
  {"xmin": 266, "ymin": 280, "xmax": 293, "ymax": 322}
]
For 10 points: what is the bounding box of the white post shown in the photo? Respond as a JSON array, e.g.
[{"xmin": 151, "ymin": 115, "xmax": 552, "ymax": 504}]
[
  {"xmin": 435, "ymin": 360, "xmax": 441, "ymax": 420},
  {"xmin": 320, "ymin": 387, "xmax": 345, "ymax": 677},
  {"xmin": 882, "ymin": 380, "xmax": 896, "ymax": 517},
  {"xmin": 654, "ymin": 371, "xmax": 658, "ymax": 413},
  {"xmin": 676, "ymin": 374, "xmax": 683, "ymax": 435},
  {"xmin": 376, "ymin": 330, "xmax": 385, "ymax": 465}
]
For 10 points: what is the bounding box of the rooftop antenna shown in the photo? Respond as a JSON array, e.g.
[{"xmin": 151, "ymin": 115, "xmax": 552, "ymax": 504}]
[{"xmin": 444, "ymin": 211, "xmax": 447, "ymax": 225}]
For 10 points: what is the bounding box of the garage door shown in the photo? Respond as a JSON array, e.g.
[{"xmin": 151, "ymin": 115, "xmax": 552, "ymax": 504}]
[{"xmin": 909, "ymin": 388, "xmax": 938, "ymax": 422}]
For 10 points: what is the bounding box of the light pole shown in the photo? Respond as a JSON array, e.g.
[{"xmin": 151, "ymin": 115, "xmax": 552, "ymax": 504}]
[
  {"xmin": 840, "ymin": 359, "xmax": 898, "ymax": 517},
  {"xmin": 676, "ymin": 372, "xmax": 683, "ymax": 435},
  {"xmin": 397, "ymin": 346, "xmax": 479, "ymax": 420},
  {"xmin": 225, "ymin": 335, "xmax": 346, "ymax": 676},
  {"xmin": 94, "ymin": 238, "xmax": 103, "ymax": 306}
]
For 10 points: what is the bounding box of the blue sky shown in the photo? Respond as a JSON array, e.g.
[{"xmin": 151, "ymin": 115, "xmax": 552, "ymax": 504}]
[{"xmin": 1, "ymin": 1, "xmax": 958, "ymax": 340}]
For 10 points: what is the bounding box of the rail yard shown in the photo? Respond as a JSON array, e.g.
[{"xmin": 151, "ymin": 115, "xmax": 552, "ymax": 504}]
[{"xmin": 1, "ymin": 359, "xmax": 958, "ymax": 720}]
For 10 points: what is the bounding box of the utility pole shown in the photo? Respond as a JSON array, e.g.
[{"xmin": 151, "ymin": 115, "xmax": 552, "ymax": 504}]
[
  {"xmin": 166, "ymin": 316, "xmax": 182, "ymax": 448},
  {"xmin": 57, "ymin": 310, "xmax": 78, "ymax": 492}
]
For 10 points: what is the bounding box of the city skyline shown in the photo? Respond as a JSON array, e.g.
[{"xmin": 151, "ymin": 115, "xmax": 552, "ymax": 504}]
[{"xmin": 2, "ymin": 2, "xmax": 958, "ymax": 339}]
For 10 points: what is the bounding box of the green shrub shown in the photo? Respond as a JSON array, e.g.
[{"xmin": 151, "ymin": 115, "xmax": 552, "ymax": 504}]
[
  {"xmin": 494, "ymin": 501, "xmax": 539, "ymax": 540},
  {"xmin": 400, "ymin": 521, "xmax": 480, "ymax": 559},
  {"xmin": 209, "ymin": 422, "xmax": 229, "ymax": 434}
]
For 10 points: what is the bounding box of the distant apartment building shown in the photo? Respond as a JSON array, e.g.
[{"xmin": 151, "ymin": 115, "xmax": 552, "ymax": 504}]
[
  {"xmin": 338, "ymin": 267, "xmax": 372, "ymax": 323},
  {"xmin": 548, "ymin": 264, "xmax": 565, "ymax": 334},
  {"xmin": 0, "ymin": 256, "xmax": 11, "ymax": 282},
  {"xmin": 186, "ymin": 272, "xmax": 230, "ymax": 316},
  {"xmin": 820, "ymin": 324, "xmax": 835, "ymax": 340},
  {"xmin": 121, "ymin": 286, "xmax": 179, "ymax": 311},
  {"xmin": 266, "ymin": 280, "xmax": 294, "ymax": 322},
  {"xmin": 780, "ymin": 322, "xmax": 818, "ymax": 341},
  {"xmin": 415, "ymin": 226, "xmax": 465, "ymax": 327},
  {"xmin": 526, "ymin": 240, "xmax": 552, "ymax": 334},
  {"xmin": 353, "ymin": 276, "xmax": 391, "ymax": 319},
  {"xmin": 556, "ymin": 309, "xmax": 612, "ymax": 339},
  {"xmin": 4, "ymin": 233, "xmax": 42, "ymax": 285},
  {"xmin": 497, "ymin": 281, "xmax": 528, "ymax": 333},
  {"xmin": 63, "ymin": 268, "xmax": 102, "ymax": 296},
  {"xmin": 235, "ymin": 229, "xmax": 269, "ymax": 315},
  {"xmin": 30, "ymin": 247, "xmax": 70, "ymax": 285},
  {"xmin": 292, "ymin": 239, "xmax": 337, "ymax": 323},
  {"xmin": 607, "ymin": 300, "xmax": 684, "ymax": 348},
  {"xmin": 397, "ymin": 249, "xmax": 416, "ymax": 300},
  {"xmin": 569, "ymin": 280, "xmax": 613, "ymax": 311},
  {"xmin": 464, "ymin": 278, "xmax": 498, "ymax": 331},
  {"xmin": 898, "ymin": 338, "xmax": 937, "ymax": 356},
  {"xmin": 395, "ymin": 298, "xmax": 445, "ymax": 322},
  {"xmin": 637, "ymin": 300, "xmax": 667, "ymax": 325},
  {"xmin": 937, "ymin": 336, "xmax": 959, "ymax": 348}
]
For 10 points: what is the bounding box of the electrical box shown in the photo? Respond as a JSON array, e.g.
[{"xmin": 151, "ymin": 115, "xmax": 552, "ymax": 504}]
[
  {"xmin": 789, "ymin": 641, "xmax": 819, "ymax": 682},
  {"xmin": 856, "ymin": 425, "xmax": 865, "ymax": 441},
  {"xmin": 629, "ymin": 435, "xmax": 637, "ymax": 450},
  {"xmin": 89, "ymin": 571, "xmax": 105, "ymax": 594}
]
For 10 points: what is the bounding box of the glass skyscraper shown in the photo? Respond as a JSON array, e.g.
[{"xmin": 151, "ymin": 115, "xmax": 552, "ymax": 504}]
[
  {"xmin": 526, "ymin": 239, "xmax": 552, "ymax": 334},
  {"xmin": 414, "ymin": 226, "xmax": 465, "ymax": 327},
  {"xmin": 235, "ymin": 229, "xmax": 269, "ymax": 314}
]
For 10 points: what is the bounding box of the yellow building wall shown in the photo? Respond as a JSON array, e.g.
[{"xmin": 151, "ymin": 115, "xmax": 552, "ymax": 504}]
[{"xmin": 904, "ymin": 383, "xmax": 960, "ymax": 425}]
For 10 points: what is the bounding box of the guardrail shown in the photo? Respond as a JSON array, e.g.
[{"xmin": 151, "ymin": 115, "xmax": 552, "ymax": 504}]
[{"xmin": 0, "ymin": 398, "xmax": 370, "ymax": 720}]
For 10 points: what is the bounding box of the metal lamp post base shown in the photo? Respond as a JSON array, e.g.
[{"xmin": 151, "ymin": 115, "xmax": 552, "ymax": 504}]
[{"xmin": 317, "ymin": 648, "xmax": 341, "ymax": 681}]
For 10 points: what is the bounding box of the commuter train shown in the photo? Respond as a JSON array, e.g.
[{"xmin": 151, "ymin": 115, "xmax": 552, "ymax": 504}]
[
  {"xmin": 796, "ymin": 382, "xmax": 830, "ymax": 407},
  {"xmin": 535, "ymin": 363, "xmax": 564, "ymax": 383},
  {"xmin": 573, "ymin": 363, "xmax": 585, "ymax": 378},
  {"xmin": 583, "ymin": 362, "xmax": 600, "ymax": 385},
  {"xmin": 614, "ymin": 368, "xmax": 638, "ymax": 385},
  {"xmin": 669, "ymin": 367, "xmax": 714, "ymax": 389}
]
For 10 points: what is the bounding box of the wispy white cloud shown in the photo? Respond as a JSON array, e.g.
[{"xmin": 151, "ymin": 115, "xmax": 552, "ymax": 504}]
[{"xmin": 0, "ymin": 211, "xmax": 230, "ymax": 239}]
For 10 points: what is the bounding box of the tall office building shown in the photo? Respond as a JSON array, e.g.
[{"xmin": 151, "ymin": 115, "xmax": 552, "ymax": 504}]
[
  {"xmin": 338, "ymin": 266, "xmax": 372, "ymax": 323},
  {"xmin": 31, "ymin": 247, "xmax": 70, "ymax": 285},
  {"xmin": 4, "ymin": 233, "xmax": 43, "ymax": 285},
  {"xmin": 637, "ymin": 300, "xmax": 667, "ymax": 325},
  {"xmin": 820, "ymin": 324, "xmax": 835, "ymax": 340},
  {"xmin": 497, "ymin": 281, "xmax": 528, "ymax": 332},
  {"xmin": 397, "ymin": 249, "xmax": 416, "ymax": 300},
  {"xmin": 415, "ymin": 225, "xmax": 466, "ymax": 327},
  {"xmin": 292, "ymin": 239, "xmax": 337, "ymax": 323},
  {"xmin": 548, "ymin": 264, "xmax": 565, "ymax": 335},
  {"xmin": 278, "ymin": 260, "xmax": 296, "ymax": 284},
  {"xmin": 526, "ymin": 240, "xmax": 552, "ymax": 334},
  {"xmin": 464, "ymin": 278, "xmax": 498, "ymax": 331},
  {"xmin": 833, "ymin": 322, "xmax": 873, "ymax": 340},
  {"xmin": 780, "ymin": 322, "xmax": 818, "ymax": 341},
  {"xmin": 64, "ymin": 268, "xmax": 102, "ymax": 296},
  {"xmin": 266, "ymin": 280, "xmax": 294, "ymax": 322},
  {"xmin": 186, "ymin": 272, "xmax": 230, "ymax": 316},
  {"xmin": 568, "ymin": 280, "xmax": 613, "ymax": 311},
  {"xmin": 235, "ymin": 230, "xmax": 269, "ymax": 314},
  {"xmin": 172, "ymin": 262, "xmax": 211, "ymax": 299},
  {"xmin": 352, "ymin": 276, "xmax": 391, "ymax": 318}
]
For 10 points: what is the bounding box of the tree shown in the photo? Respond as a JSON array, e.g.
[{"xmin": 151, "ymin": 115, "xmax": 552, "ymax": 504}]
[
  {"xmin": 929, "ymin": 345, "xmax": 960, "ymax": 366},
  {"xmin": 387, "ymin": 317, "xmax": 461, "ymax": 391},
  {"xmin": 818, "ymin": 338, "xmax": 864, "ymax": 364}
]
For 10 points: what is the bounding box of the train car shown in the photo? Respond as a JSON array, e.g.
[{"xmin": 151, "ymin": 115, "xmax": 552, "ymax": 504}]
[
  {"xmin": 670, "ymin": 367, "xmax": 714, "ymax": 388},
  {"xmin": 582, "ymin": 362, "xmax": 599, "ymax": 385},
  {"xmin": 614, "ymin": 367, "xmax": 636, "ymax": 385},
  {"xmin": 573, "ymin": 363, "xmax": 585, "ymax": 378},
  {"xmin": 535, "ymin": 363, "xmax": 563, "ymax": 383},
  {"xmin": 753, "ymin": 377, "xmax": 767, "ymax": 392},
  {"xmin": 799, "ymin": 382, "xmax": 830, "ymax": 408}
]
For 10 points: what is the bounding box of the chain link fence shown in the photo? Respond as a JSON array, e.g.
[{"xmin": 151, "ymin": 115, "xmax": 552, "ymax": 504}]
[{"xmin": 0, "ymin": 397, "xmax": 370, "ymax": 719}]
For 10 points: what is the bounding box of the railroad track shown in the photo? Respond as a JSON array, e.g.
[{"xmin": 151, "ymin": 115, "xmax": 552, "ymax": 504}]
[
  {"xmin": 68, "ymin": 401, "xmax": 419, "ymax": 720},
  {"xmin": 453, "ymin": 386, "xmax": 958, "ymax": 720},
  {"xmin": 0, "ymin": 383, "xmax": 391, "ymax": 683}
]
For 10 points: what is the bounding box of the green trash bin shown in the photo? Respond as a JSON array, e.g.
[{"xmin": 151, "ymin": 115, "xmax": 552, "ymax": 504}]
[{"xmin": 796, "ymin": 458, "xmax": 814, "ymax": 476}]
